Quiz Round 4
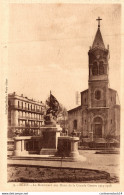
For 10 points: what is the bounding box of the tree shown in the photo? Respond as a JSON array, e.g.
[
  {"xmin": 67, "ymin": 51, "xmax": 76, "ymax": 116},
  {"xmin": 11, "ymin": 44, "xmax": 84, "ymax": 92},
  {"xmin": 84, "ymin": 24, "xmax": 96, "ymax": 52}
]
[
  {"xmin": 104, "ymin": 129, "xmax": 116, "ymax": 149},
  {"xmin": 57, "ymin": 104, "xmax": 68, "ymax": 133}
]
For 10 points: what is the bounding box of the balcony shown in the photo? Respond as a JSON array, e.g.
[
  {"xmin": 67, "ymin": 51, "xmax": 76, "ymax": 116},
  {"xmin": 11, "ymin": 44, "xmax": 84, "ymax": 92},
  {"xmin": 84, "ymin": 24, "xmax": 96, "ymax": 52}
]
[
  {"xmin": 18, "ymin": 115, "xmax": 43, "ymax": 121},
  {"xmin": 10, "ymin": 105, "xmax": 44, "ymax": 114},
  {"xmin": 18, "ymin": 115, "xmax": 27, "ymax": 120}
]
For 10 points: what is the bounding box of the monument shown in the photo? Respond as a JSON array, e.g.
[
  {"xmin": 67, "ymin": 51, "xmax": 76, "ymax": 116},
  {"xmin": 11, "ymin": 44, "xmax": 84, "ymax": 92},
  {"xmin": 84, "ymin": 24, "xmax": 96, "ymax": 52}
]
[
  {"xmin": 40, "ymin": 92, "xmax": 62, "ymax": 155},
  {"xmin": 13, "ymin": 91, "xmax": 81, "ymax": 160}
]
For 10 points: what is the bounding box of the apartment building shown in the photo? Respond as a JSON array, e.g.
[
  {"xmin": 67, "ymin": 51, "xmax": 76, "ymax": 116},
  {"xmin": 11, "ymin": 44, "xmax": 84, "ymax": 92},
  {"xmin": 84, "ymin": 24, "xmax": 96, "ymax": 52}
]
[{"xmin": 8, "ymin": 92, "xmax": 46, "ymax": 137}]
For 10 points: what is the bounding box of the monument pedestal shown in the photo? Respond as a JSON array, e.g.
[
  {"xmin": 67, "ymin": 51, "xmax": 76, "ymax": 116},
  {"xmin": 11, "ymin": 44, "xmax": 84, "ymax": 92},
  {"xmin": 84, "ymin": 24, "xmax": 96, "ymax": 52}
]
[
  {"xmin": 57, "ymin": 136, "xmax": 79, "ymax": 159},
  {"xmin": 69, "ymin": 137, "xmax": 79, "ymax": 158},
  {"xmin": 13, "ymin": 136, "xmax": 29, "ymax": 156},
  {"xmin": 13, "ymin": 136, "xmax": 41, "ymax": 156},
  {"xmin": 40, "ymin": 124, "xmax": 62, "ymax": 155}
]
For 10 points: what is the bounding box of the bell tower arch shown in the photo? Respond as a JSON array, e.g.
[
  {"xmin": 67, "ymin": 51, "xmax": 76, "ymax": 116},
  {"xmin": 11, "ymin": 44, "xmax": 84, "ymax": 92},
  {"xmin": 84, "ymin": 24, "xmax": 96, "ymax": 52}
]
[{"xmin": 88, "ymin": 17, "xmax": 109, "ymax": 108}]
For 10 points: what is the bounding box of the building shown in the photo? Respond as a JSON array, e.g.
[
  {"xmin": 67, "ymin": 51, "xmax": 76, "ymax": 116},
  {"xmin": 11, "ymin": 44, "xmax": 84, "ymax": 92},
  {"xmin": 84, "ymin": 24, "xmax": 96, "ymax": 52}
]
[
  {"xmin": 68, "ymin": 18, "xmax": 120, "ymax": 144},
  {"xmin": 8, "ymin": 92, "xmax": 45, "ymax": 137}
]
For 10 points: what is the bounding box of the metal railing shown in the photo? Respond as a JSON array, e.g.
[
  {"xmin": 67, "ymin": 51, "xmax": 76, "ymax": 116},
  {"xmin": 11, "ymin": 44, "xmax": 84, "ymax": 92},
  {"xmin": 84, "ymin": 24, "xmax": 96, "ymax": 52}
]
[{"xmin": 9, "ymin": 105, "xmax": 44, "ymax": 114}]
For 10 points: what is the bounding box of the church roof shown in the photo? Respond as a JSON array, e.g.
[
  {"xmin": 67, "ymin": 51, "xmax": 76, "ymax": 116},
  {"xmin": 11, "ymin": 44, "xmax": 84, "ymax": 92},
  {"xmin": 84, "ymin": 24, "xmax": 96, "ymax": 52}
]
[
  {"xmin": 68, "ymin": 106, "xmax": 81, "ymax": 113},
  {"xmin": 92, "ymin": 28, "xmax": 105, "ymax": 49}
]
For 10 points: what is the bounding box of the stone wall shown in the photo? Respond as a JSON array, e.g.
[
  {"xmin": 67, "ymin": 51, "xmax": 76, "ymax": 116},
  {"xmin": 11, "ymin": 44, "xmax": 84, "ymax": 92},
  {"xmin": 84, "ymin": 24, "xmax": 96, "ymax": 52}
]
[{"xmin": 68, "ymin": 107, "xmax": 82, "ymax": 135}]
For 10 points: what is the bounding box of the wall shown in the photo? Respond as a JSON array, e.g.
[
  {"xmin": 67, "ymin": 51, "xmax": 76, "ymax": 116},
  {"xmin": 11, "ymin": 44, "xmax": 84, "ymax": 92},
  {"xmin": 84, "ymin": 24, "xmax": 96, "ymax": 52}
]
[
  {"xmin": 81, "ymin": 90, "xmax": 88, "ymax": 106},
  {"xmin": 68, "ymin": 107, "xmax": 82, "ymax": 135}
]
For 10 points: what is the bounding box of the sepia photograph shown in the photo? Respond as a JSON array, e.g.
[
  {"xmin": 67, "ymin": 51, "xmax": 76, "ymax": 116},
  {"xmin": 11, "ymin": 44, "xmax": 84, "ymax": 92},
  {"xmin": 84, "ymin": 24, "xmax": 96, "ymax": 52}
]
[{"xmin": 1, "ymin": 0, "xmax": 124, "ymax": 192}]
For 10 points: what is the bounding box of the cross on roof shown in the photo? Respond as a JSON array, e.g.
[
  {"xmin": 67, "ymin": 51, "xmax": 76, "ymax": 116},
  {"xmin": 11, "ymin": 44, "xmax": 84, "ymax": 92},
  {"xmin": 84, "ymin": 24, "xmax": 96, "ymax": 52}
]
[{"xmin": 96, "ymin": 17, "xmax": 102, "ymax": 28}]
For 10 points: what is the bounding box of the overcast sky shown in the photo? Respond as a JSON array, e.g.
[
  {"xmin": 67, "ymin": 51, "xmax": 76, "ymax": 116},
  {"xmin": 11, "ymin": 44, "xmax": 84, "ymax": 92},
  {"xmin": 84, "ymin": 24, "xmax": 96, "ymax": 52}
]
[{"xmin": 8, "ymin": 3, "xmax": 121, "ymax": 109}]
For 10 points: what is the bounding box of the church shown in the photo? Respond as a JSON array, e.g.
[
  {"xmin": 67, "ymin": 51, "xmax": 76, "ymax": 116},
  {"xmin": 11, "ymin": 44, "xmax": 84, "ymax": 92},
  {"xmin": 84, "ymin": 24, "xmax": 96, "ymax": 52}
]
[{"xmin": 68, "ymin": 18, "xmax": 120, "ymax": 144}]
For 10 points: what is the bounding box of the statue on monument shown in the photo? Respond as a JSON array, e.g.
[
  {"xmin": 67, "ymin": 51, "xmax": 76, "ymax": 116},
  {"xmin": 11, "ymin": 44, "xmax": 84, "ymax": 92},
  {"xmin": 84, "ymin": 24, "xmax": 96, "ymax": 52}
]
[{"xmin": 44, "ymin": 91, "xmax": 60, "ymax": 125}]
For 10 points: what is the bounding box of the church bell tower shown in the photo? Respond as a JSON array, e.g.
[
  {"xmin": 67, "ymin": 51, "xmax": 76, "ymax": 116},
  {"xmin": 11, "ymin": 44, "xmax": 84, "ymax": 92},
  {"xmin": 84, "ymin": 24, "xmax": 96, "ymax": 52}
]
[{"xmin": 88, "ymin": 17, "xmax": 109, "ymax": 108}]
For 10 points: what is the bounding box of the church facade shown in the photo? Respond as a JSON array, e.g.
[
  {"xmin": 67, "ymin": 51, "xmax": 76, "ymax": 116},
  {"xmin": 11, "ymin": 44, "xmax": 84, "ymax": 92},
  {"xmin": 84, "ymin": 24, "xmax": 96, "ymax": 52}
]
[{"xmin": 68, "ymin": 18, "xmax": 120, "ymax": 142}]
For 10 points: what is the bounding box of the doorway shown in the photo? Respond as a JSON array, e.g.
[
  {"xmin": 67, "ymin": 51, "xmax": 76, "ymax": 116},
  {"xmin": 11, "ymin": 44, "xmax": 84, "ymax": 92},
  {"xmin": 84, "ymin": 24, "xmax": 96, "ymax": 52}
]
[{"xmin": 93, "ymin": 117, "xmax": 103, "ymax": 138}]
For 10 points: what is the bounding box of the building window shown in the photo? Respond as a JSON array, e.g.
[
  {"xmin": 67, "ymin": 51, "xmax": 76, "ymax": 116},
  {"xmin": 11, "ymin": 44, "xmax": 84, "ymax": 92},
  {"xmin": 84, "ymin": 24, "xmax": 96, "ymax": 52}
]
[
  {"xmin": 95, "ymin": 90, "xmax": 101, "ymax": 100},
  {"xmin": 18, "ymin": 101, "xmax": 20, "ymax": 107},
  {"xmin": 92, "ymin": 62, "xmax": 98, "ymax": 75},
  {"xmin": 8, "ymin": 119, "xmax": 11, "ymax": 126},
  {"xmin": 22, "ymin": 102, "xmax": 23, "ymax": 108},
  {"xmin": 73, "ymin": 120, "xmax": 77, "ymax": 130},
  {"xmin": 111, "ymin": 119, "xmax": 112, "ymax": 124},
  {"xmin": 85, "ymin": 120, "xmax": 86, "ymax": 124},
  {"xmin": 28, "ymin": 104, "xmax": 29, "ymax": 110},
  {"xmin": 99, "ymin": 61, "xmax": 104, "ymax": 75},
  {"xmin": 8, "ymin": 100, "xmax": 11, "ymax": 107},
  {"xmin": 85, "ymin": 98, "xmax": 86, "ymax": 103}
]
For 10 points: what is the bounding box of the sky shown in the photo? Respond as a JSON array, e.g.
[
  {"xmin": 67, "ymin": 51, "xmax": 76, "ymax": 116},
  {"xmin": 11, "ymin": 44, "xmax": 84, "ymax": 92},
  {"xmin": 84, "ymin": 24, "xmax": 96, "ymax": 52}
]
[{"xmin": 8, "ymin": 3, "xmax": 121, "ymax": 110}]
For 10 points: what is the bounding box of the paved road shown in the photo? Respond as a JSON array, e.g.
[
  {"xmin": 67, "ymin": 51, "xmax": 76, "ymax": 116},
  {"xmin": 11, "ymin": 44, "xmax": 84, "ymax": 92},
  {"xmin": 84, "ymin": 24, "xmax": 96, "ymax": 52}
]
[{"xmin": 8, "ymin": 150, "xmax": 120, "ymax": 178}]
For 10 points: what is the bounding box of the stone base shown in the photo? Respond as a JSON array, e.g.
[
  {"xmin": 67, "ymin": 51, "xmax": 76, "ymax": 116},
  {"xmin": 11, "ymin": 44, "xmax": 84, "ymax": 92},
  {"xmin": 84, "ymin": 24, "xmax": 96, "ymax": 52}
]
[
  {"xmin": 71, "ymin": 154, "xmax": 86, "ymax": 161},
  {"xmin": 69, "ymin": 151, "xmax": 79, "ymax": 158},
  {"xmin": 40, "ymin": 148, "xmax": 57, "ymax": 155},
  {"xmin": 13, "ymin": 150, "xmax": 29, "ymax": 156}
]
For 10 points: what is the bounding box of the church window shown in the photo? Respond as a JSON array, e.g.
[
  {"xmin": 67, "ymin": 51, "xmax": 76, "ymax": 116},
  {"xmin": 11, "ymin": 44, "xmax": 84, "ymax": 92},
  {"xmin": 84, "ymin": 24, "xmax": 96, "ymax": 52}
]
[
  {"xmin": 94, "ymin": 117, "xmax": 102, "ymax": 123},
  {"xmin": 95, "ymin": 90, "xmax": 101, "ymax": 100},
  {"xmin": 92, "ymin": 62, "xmax": 98, "ymax": 75},
  {"xmin": 99, "ymin": 61, "xmax": 104, "ymax": 75},
  {"xmin": 73, "ymin": 120, "xmax": 77, "ymax": 130}
]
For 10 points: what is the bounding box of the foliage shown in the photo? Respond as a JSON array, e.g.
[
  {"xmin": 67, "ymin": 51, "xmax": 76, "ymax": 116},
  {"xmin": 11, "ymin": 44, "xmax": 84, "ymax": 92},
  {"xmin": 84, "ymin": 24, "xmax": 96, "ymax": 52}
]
[{"xmin": 104, "ymin": 129, "xmax": 117, "ymax": 148}]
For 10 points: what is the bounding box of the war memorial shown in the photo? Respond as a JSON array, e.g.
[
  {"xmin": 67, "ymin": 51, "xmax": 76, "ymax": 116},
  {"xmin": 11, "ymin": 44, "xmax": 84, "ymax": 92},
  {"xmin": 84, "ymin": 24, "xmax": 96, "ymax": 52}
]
[{"xmin": 7, "ymin": 18, "xmax": 120, "ymax": 183}]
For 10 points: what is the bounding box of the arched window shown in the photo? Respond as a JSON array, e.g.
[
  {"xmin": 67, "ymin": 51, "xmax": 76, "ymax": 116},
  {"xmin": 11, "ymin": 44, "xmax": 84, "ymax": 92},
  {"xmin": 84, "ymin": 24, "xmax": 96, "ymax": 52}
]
[
  {"xmin": 99, "ymin": 61, "xmax": 104, "ymax": 75},
  {"xmin": 94, "ymin": 117, "xmax": 102, "ymax": 123},
  {"xmin": 73, "ymin": 120, "xmax": 77, "ymax": 130},
  {"xmin": 92, "ymin": 62, "xmax": 98, "ymax": 75},
  {"xmin": 95, "ymin": 90, "xmax": 101, "ymax": 100}
]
